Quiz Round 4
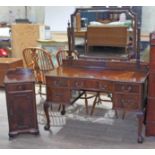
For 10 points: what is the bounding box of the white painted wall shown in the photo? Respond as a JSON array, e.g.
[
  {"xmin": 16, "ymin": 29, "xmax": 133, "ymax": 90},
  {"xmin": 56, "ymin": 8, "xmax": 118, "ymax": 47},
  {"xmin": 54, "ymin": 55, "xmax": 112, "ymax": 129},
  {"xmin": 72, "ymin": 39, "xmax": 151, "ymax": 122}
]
[
  {"xmin": 141, "ymin": 6, "xmax": 155, "ymax": 33},
  {"xmin": 1, "ymin": 6, "xmax": 155, "ymax": 34},
  {"xmin": 45, "ymin": 6, "xmax": 75, "ymax": 32},
  {"xmin": 44, "ymin": 6, "xmax": 155, "ymax": 33}
]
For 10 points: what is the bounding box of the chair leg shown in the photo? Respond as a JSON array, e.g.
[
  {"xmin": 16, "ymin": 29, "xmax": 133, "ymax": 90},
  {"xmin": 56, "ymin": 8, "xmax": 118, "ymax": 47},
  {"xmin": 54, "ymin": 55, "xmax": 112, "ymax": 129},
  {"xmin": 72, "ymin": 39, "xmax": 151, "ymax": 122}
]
[
  {"xmin": 122, "ymin": 110, "xmax": 126, "ymax": 120},
  {"xmin": 90, "ymin": 93, "xmax": 99, "ymax": 116},
  {"xmin": 58, "ymin": 104, "xmax": 62, "ymax": 112},
  {"xmin": 84, "ymin": 92, "xmax": 89, "ymax": 114},
  {"xmin": 61, "ymin": 105, "xmax": 66, "ymax": 115},
  {"xmin": 38, "ymin": 82, "xmax": 42, "ymax": 96},
  {"xmin": 115, "ymin": 109, "xmax": 119, "ymax": 119},
  {"xmin": 98, "ymin": 93, "xmax": 103, "ymax": 104}
]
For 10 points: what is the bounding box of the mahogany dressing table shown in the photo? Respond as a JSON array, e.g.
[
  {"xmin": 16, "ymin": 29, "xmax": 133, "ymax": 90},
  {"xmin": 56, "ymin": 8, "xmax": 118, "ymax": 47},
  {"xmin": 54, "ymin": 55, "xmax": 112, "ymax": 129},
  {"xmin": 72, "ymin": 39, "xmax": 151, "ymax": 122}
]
[
  {"xmin": 43, "ymin": 7, "xmax": 149, "ymax": 143},
  {"xmin": 44, "ymin": 59, "xmax": 148, "ymax": 143}
]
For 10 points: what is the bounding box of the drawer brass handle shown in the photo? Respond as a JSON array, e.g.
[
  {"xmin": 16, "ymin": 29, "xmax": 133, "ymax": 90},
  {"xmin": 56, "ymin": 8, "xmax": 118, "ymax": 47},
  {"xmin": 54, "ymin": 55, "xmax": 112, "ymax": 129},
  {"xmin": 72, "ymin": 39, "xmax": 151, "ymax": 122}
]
[
  {"xmin": 75, "ymin": 82, "xmax": 82, "ymax": 87},
  {"xmin": 121, "ymin": 86, "xmax": 125, "ymax": 91},
  {"xmin": 120, "ymin": 85, "xmax": 132, "ymax": 92},
  {"xmin": 127, "ymin": 86, "xmax": 132, "ymax": 91},
  {"xmin": 55, "ymin": 94, "xmax": 63, "ymax": 97},
  {"xmin": 54, "ymin": 81, "xmax": 59, "ymax": 86},
  {"xmin": 17, "ymin": 85, "xmax": 25, "ymax": 90},
  {"xmin": 100, "ymin": 84, "xmax": 108, "ymax": 90}
]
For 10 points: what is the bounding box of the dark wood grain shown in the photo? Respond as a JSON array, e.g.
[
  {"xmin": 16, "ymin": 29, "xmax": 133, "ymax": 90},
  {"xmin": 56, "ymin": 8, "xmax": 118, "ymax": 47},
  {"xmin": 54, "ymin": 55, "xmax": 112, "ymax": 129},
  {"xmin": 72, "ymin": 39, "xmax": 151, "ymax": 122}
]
[{"xmin": 146, "ymin": 32, "xmax": 155, "ymax": 136}]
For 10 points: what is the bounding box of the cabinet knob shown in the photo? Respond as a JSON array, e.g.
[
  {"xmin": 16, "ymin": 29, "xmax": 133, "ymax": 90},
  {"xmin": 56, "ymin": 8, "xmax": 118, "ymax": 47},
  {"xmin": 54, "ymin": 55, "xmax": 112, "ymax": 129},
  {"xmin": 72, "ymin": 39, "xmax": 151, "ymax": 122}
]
[
  {"xmin": 127, "ymin": 86, "xmax": 132, "ymax": 91},
  {"xmin": 17, "ymin": 85, "xmax": 25, "ymax": 90},
  {"xmin": 121, "ymin": 85, "xmax": 125, "ymax": 91},
  {"xmin": 54, "ymin": 81, "xmax": 59, "ymax": 86},
  {"xmin": 75, "ymin": 81, "xmax": 82, "ymax": 87},
  {"xmin": 101, "ymin": 84, "xmax": 107, "ymax": 90}
]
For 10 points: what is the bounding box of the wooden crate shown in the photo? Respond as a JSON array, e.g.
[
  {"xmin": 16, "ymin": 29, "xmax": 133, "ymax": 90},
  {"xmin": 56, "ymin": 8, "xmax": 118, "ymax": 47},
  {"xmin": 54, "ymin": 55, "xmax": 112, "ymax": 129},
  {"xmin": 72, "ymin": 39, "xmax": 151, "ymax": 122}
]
[{"xmin": 11, "ymin": 24, "xmax": 44, "ymax": 61}]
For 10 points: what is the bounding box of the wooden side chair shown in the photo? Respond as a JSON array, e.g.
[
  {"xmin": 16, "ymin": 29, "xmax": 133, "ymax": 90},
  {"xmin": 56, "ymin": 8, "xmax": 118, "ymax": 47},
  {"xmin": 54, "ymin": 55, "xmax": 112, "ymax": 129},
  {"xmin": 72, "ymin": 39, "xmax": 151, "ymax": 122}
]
[
  {"xmin": 56, "ymin": 49, "xmax": 79, "ymax": 66},
  {"xmin": 23, "ymin": 47, "xmax": 55, "ymax": 96}
]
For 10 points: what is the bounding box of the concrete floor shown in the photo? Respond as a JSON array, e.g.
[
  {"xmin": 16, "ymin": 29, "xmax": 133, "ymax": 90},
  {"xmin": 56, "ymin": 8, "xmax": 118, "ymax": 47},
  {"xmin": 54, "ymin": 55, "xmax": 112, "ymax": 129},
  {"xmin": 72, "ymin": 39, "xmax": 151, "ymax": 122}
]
[{"xmin": 0, "ymin": 88, "xmax": 155, "ymax": 149}]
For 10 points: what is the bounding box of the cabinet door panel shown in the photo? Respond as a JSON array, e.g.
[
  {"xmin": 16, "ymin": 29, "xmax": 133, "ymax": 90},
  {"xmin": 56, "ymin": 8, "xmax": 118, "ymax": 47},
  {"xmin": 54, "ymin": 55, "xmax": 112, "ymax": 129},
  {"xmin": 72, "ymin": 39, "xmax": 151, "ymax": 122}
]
[
  {"xmin": 115, "ymin": 83, "xmax": 139, "ymax": 93},
  {"xmin": 148, "ymin": 74, "xmax": 155, "ymax": 97},
  {"xmin": 113, "ymin": 93, "xmax": 140, "ymax": 110},
  {"xmin": 7, "ymin": 91, "xmax": 37, "ymax": 131},
  {"xmin": 46, "ymin": 87, "xmax": 71, "ymax": 104},
  {"xmin": 146, "ymin": 98, "xmax": 155, "ymax": 122}
]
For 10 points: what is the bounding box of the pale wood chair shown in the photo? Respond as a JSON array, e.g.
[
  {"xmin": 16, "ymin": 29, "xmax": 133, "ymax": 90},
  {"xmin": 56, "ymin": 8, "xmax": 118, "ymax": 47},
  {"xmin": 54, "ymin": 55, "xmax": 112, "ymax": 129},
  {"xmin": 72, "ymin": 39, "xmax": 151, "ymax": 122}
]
[
  {"xmin": 23, "ymin": 47, "xmax": 55, "ymax": 96},
  {"xmin": 56, "ymin": 49, "xmax": 79, "ymax": 66}
]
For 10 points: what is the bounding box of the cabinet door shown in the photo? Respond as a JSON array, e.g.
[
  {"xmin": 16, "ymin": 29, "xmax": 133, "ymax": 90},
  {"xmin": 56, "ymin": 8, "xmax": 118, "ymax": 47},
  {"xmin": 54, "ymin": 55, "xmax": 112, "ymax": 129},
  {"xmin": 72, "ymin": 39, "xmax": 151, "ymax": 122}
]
[
  {"xmin": 148, "ymin": 74, "xmax": 155, "ymax": 97},
  {"xmin": 7, "ymin": 91, "xmax": 37, "ymax": 131}
]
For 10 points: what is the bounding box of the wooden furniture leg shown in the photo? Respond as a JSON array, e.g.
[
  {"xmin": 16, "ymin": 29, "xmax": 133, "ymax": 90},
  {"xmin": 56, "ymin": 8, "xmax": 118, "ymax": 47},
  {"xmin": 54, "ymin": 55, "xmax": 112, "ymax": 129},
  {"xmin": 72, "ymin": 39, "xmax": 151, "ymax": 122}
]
[
  {"xmin": 137, "ymin": 111, "xmax": 144, "ymax": 143},
  {"xmin": 84, "ymin": 92, "xmax": 89, "ymax": 114},
  {"xmin": 90, "ymin": 93, "xmax": 99, "ymax": 115},
  {"xmin": 44, "ymin": 101, "xmax": 50, "ymax": 130},
  {"xmin": 61, "ymin": 105, "xmax": 66, "ymax": 115}
]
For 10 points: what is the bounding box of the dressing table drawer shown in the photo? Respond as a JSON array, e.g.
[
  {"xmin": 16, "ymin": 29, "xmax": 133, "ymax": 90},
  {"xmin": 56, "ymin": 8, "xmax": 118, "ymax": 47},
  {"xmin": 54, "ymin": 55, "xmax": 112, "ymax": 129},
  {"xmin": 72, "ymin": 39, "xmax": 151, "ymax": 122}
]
[
  {"xmin": 47, "ymin": 87, "xmax": 70, "ymax": 103},
  {"xmin": 85, "ymin": 80, "xmax": 99, "ymax": 90},
  {"xmin": 70, "ymin": 79, "xmax": 85, "ymax": 89},
  {"xmin": 7, "ymin": 83, "xmax": 33, "ymax": 92},
  {"xmin": 114, "ymin": 94, "xmax": 140, "ymax": 110},
  {"xmin": 115, "ymin": 83, "xmax": 139, "ymax": 93},
  {"xmin": 46, "ymin": 77, "xmax": 69, "ymax": 88},
  {"xmin": 99, "ymin": 81, "xmax": 113, "ymax": 92}
]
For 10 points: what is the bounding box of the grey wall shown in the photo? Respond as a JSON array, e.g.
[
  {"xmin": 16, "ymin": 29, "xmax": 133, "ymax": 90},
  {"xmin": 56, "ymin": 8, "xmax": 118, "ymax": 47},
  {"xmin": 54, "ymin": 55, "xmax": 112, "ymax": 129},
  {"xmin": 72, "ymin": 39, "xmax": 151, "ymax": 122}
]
[
  {"xmin": 0, "ymin": 6, "xmax": 44, "ymax": 24},
  {"xmin": 141, "ymin": 6, "xmax": 155, "ymax": 34},
  {"xmin": 0, "ymin": 6, "xmax": 155, "ymax": 34},
  {"xmin": 44, "ymin": 6, "xmax": 75, "ymax": 31}
]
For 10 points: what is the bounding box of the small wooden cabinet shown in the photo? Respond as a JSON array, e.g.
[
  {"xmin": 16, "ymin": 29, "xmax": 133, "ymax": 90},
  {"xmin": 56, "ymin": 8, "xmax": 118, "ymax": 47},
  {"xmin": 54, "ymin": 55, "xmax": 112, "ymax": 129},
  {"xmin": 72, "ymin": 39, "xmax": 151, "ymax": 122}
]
[{"xmin": 4, "ymin": 68, "xmax": 39, "ymax": 138}]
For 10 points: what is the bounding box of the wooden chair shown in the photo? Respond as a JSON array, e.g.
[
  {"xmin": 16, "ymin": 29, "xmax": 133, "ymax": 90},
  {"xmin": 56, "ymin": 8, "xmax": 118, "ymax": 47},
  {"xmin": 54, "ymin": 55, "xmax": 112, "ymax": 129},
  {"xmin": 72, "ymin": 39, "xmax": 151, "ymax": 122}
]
[
  {"xmin": 78, "ymin": 56, "xmax": 113, "ymax": 116},
  {"xmin": 23, "ymin": 47, "xmax": 55, "ymax": 96},
  {"xmin": 55, "ymin": 50, "xmax": 84, "ymax": 113},
  {"xmin": 56, "ymin": 49, "xmax": 79, "ymax": 66}
]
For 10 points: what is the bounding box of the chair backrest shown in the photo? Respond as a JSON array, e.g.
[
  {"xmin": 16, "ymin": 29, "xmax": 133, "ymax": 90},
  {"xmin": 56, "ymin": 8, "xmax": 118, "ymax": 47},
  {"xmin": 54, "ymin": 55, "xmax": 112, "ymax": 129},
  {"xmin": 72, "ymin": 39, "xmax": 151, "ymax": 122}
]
[
  {"xmin": 56, "ymin": 50, "xmax": 79, "ymax": 66},
  {"xmin": 23, "ymin": 47, "xmax": 54, "ymax": 83}
]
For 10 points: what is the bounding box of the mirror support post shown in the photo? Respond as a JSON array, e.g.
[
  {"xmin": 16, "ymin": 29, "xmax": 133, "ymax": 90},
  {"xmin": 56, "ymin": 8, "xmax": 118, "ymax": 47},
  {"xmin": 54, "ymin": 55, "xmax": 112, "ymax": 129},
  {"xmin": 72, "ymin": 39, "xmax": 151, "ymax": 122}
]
[
  {"xmin": 67, "ymin": 22, "xmax": 73, "ymax": 60},
  {"xmin": 136, "ymin": 27, "xmax": 141, "ymax": 69}
]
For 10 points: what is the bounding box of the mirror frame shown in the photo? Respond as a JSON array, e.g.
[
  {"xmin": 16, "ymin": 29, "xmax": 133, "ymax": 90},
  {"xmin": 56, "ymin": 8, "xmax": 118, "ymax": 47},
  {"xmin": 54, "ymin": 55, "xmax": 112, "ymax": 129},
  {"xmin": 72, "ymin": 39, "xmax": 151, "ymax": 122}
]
[{"xmin": 67, "ymin": 6, "xmax": 140, "ymax": 62}]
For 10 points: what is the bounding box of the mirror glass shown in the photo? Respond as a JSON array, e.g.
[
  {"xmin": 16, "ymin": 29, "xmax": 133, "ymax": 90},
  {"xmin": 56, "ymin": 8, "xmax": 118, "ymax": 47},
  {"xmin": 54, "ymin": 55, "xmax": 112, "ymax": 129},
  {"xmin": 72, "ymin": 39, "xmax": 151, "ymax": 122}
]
[{"xmin": 70, "ymin": 7, "xmax": 139, "ymax": 60}]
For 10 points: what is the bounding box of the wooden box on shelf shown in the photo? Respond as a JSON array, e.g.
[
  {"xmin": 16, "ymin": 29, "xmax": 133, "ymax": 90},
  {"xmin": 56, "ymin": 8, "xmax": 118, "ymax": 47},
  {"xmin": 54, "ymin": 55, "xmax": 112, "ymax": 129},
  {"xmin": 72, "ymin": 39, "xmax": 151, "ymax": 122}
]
[{"xmin": 4, "ymin": 68, "xmax": 39, "ymax": 138}]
